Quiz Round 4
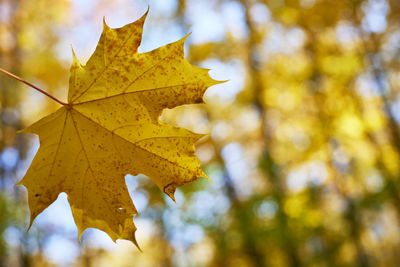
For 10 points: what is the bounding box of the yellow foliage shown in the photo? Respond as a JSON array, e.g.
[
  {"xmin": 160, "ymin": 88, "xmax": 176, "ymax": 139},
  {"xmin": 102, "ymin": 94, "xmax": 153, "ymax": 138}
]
[
  {"xmin": 336, "ymin": 113, "xmax": 365, "ymax": 139},
  {"xmin": 283, "ymin": 195, "xmax": 306, "ymax": 218},
  {"xmin": 381, "ymin": 145, "xmax": 400, "ymax": 176}
]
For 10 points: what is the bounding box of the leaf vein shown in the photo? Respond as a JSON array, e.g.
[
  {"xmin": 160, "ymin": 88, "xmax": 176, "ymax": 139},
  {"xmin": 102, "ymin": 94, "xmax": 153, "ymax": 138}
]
[
  {"xmin": 72, "ymin": 26, "xmax": 137, "ymax": 103},
  {"xmin": 72, "ymin": 108, "xmax": 199, "ymax": 175}
]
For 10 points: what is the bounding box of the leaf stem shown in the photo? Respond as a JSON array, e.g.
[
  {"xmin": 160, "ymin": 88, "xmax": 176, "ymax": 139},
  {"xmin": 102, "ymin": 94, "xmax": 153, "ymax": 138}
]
[{"xmin": 0, "ymin": 67, "xmax": 68, "ymax": 106}]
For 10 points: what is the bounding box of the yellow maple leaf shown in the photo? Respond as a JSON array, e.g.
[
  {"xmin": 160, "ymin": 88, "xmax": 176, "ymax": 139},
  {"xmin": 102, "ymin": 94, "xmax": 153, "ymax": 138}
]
[{"xmin": 16, "ymin": 10, "xmax": 220, "ymax": 246}]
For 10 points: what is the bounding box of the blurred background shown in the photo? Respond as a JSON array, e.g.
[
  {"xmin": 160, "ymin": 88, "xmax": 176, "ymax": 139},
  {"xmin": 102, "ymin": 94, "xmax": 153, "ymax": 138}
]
[{"xmin": 1, "ymin": 0, "xmax": 400, "ymax": 266}]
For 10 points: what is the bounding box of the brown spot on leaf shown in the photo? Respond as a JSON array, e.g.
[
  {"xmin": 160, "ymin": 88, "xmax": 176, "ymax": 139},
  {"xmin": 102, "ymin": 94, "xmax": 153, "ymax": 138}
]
[{"xmin": 194, "ymin": 97, "xmax": 203, "ymax": 104}]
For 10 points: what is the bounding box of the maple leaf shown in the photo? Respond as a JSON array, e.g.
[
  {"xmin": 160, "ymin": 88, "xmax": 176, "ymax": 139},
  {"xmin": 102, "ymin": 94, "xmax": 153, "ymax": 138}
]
[{"xmin": 16, "ymin": 10, "xmax": 220, "ymax": 246}]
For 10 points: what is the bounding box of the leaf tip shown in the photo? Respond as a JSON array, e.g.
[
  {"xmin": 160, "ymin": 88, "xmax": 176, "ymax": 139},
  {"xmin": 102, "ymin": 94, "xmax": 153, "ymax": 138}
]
[
  {"xmin": 131, "ymin": 234, "xmax": 142, "ymax": 251},
  {"xmin": 27, "ymin": 211, "xmax": 39, "ymax": 232},
  {"xmin": 27, "ymin": 222, "xmax": 33, "ymax": 232},
  {"xmin": 163, "ymin": 183, "xmax": 177, "ymax": 202},
  {"xmin": 169, "ymin": 193, "xmax": 177, "ymax": 203},
  {"xmin": 180, "ymin": 32, "xmax": 191, "ymax": 44},
  {"xmin": 184, "ymin": 32, "xmax": 192, "ymax": 39},
  {"xmin": 201, "ymin": 172, "xmax": 212, "ymax": 183},
  {"xmin": 77, "ymin": 228, "xmax": 84, "ymax": 242},
  {"xmin": 135, "ymin": 6, "xmax": 149, "ymax": 27},
  {"xmin": 102, "ymin": 16, "xmax": 109, "ymax": 29},
  {"xmin": 217, "ymin": 79, "xmax": 229, "ymax": 84},
  {"xmin": 71, "ymin": 46, "xmax": 81, "ymax": 67},
  {"xmin": 198, "ymin": 133, "xmax": 208, "ymax": 139},
  {"xmin": 17, "ymin": 128, "xmax": 28, "ymax": 134},
  {"xmin": 210, "ymin": 78, "xmax": 229, "ymax": 87},
  {"xmin": 206, "ymin": 69, "xmax": 229, "ymax": 85}
]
